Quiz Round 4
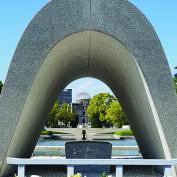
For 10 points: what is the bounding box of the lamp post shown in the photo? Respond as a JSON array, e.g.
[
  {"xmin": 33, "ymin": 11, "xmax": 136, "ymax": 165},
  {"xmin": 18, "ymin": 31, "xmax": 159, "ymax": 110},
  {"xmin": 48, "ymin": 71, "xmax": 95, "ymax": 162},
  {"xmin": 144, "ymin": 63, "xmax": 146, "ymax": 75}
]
[{"xmin": 82, "ymin": 126, "xmax": 87, "ymax": 140}]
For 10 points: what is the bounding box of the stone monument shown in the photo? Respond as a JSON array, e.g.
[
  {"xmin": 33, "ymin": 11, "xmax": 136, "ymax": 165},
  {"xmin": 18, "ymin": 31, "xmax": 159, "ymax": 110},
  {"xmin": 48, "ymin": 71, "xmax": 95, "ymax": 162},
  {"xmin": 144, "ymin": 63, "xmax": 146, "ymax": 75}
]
[
  {"xmin": 65, "ymin": 141, "xmax": 112, "ymax": 176},
  {"xmin": 0, "ymin": 0, "xmax": 177, "ymax": 176}
]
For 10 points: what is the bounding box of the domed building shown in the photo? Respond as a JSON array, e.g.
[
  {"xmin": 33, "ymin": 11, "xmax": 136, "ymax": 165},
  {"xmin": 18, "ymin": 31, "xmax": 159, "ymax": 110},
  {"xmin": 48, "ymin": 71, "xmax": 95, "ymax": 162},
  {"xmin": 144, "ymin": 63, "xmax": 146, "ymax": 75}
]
[
  {"xmin": 76, "ymin": 92, "xmax": 91, "ymax": 104},
  {"xmin": 72, "ymin": 92, "xmax": 91, "ymax": 127}
]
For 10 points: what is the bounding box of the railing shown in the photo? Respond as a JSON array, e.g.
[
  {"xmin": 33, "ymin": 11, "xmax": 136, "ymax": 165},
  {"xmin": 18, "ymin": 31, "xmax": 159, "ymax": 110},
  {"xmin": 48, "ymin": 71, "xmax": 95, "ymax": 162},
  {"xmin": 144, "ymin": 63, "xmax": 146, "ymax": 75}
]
[
  {"xmin": 7, "ymin": 157, "xmax": 177, "ymax": 177},
  {"xmin": 35, "ymin": 145, "xmax": 139, "ymax": 151}
]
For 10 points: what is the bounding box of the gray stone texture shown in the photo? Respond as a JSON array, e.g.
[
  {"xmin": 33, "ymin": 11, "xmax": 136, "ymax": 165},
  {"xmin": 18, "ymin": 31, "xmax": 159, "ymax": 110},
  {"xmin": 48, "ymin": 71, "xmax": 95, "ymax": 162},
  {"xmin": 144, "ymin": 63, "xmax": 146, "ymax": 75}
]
[
  {"xmin": 65, "ymin": 141, "xmax": 112, "ymax": 175},
  {"xmin": 0, "ymin": 0, "xmax": 177, "ymax": 176}
]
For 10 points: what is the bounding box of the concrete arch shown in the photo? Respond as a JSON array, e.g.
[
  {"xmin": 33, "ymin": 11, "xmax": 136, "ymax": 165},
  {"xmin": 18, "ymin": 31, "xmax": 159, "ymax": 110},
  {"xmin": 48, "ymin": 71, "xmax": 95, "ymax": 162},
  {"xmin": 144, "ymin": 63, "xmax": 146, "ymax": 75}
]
[{"xmin": 0, "ymin": 0, "xmax": 177, "ymax": 176}]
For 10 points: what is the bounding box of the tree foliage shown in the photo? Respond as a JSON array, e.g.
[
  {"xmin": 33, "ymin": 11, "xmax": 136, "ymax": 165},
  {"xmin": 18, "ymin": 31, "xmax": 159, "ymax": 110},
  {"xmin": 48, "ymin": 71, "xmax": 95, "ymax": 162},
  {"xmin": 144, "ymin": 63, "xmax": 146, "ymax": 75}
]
[
  {"xmin": 0, "ymin": 81, "xmax": 3, "ymax": 94},
  {"xmin": 56, "ymin": 103, "xmax": 77, "ymax": 125},
  {"xmin": 174, "ymin": 77, "xmax": 177, "ymax": 93},
  {"xmin": 87, "ymin": 93, "xmax": 128, "ymax": 128},
  {"xmin": 46, "ymin": 102, "xmax": 78, "ymax": 128},
  {"xmin": 105, "ymin": 101, "xmax": 128, "ymax": 128},
  {"xmin": 90, "ymin": 113, "xmax": 102, "ymax": 128},
  {"xmin": 46, "ymin": 102, "xmax": 60, "ymax": 128}
]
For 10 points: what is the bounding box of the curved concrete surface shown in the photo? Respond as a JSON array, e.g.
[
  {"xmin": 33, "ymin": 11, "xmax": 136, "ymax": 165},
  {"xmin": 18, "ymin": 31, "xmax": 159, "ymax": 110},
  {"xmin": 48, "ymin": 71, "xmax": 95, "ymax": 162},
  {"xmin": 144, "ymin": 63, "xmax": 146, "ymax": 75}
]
[{"xmin": 0, "ymin": 0, "xmax": 177, "ymax": 176}]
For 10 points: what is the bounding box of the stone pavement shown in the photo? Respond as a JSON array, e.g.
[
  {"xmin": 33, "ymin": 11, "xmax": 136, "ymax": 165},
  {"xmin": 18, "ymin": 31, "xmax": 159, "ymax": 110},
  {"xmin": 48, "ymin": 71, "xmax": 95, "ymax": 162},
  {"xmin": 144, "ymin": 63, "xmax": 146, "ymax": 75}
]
[{"xmin": 47, "ymin": 128, "xmax": 121, "ymax": 140}]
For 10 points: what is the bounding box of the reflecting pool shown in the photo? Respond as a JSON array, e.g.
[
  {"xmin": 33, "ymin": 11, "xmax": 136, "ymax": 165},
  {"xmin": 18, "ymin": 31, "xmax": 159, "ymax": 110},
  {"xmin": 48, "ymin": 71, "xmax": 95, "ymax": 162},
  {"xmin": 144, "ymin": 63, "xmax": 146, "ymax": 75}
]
[{"xmin": 34, "ymin": 138, "xmax": 139, "ymax": 157}]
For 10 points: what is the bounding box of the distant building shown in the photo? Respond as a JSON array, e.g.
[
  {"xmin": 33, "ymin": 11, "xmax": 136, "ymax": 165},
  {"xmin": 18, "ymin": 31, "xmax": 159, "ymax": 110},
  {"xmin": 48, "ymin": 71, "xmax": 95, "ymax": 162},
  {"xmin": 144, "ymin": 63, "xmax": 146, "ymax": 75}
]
[
  {"xmin": 72, "ymin": 103, "xmax": 85, "ymax": 124},
  {"xmin": 73, "ymin": 92, "xmax": 91, "ymax": 126},
  {"xmin": 57, "ymin": 90, "xmax": 91, "ymax": 127},
  {"xmin": 76, "ymin": 92, "xmax": 91, "ymax": 104},
  {"xmin": 58, "ymin": 89, "xmax": 72, "ymax": 105}
]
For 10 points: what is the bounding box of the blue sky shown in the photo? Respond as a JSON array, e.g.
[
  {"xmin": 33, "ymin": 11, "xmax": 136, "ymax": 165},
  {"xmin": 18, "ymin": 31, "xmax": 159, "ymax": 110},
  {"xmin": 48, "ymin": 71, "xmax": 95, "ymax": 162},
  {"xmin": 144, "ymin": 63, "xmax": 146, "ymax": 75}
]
[{"xmin": 0, "ymin": 1, "xmax": 177, "ymax": 101}]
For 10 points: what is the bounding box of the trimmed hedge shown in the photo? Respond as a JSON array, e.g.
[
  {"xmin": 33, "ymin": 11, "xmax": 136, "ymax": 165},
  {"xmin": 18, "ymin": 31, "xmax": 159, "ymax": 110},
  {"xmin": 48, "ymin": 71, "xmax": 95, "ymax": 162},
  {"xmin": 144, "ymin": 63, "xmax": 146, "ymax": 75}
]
[
  {"xmin": 41, "ymin": 130, "xmax": 68, "ymax": 135},
  {"xmin": 114, "ymin": 129, "xmax": 133, "ymax": 136},
  {"xmin": 41, "ymin": 130, "xmax": 53, "ymax": 135}
]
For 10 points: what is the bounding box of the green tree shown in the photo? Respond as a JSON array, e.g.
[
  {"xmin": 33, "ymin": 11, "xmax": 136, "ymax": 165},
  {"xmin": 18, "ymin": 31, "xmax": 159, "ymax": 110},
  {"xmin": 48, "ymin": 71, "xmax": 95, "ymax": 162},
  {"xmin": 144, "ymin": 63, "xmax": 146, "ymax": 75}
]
[
  {"xmin": 105, "ymin": 101, "xmax": 128, "ymax": 128},
  {"xmin": 0, "ymin": 81, "xmax": 3, "ymax": 94},
  {"xmin": 46, "ymin": 102, "xmax": 60, "ymax": 127},
  {"xmin": 46, "ymin": 102, "xmax": 78, "ymax": 128},
  {"xmin": 70, "ymin": 113, "xmax": 79, "ymax": 128},
  {"xmin": 174, "ymin": 77, "xmax": 177, "ymax": 93},
  {"xmin": 87, "ymin": 93, "xmax": 115, "ymax": 127},
  {"xmin": 56, "ymin": 103, "xmax": 73, "ymax": 125},
  {"xmin": 87, "ymin": 93, "xmax": 128, "ymax": 128},
  {"xmin": 90, "ymin": 113, "xmax": 102, "ymax": 128}
]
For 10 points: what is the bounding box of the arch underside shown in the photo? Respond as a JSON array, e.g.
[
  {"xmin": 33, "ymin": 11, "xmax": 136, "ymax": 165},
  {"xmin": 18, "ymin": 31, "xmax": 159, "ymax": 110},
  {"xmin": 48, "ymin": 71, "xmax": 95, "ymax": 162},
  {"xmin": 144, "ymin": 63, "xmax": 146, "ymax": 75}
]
[
  {"xmin": 0, "ymin": 0, "xmax": 177, "ymax": 176},
  {"xmin": 0, "ymin": 30, "xmax": 173, "ymax": 176}
]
